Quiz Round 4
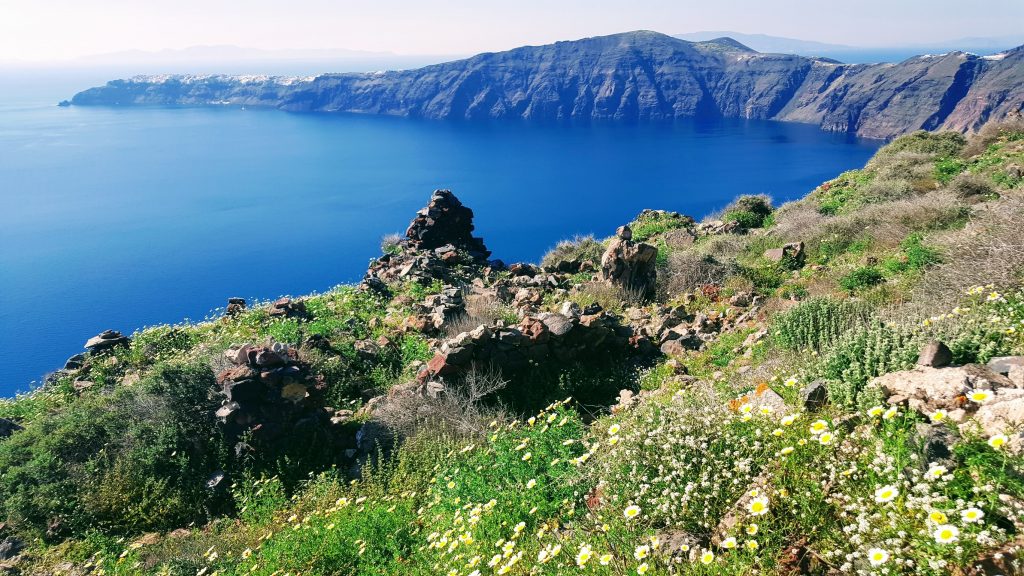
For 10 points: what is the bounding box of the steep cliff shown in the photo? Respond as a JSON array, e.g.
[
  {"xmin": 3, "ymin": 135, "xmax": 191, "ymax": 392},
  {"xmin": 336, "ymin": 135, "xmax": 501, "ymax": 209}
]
[{"xmin": 69, "ymin": 31, "xmax": 1024, "ymax": 139}]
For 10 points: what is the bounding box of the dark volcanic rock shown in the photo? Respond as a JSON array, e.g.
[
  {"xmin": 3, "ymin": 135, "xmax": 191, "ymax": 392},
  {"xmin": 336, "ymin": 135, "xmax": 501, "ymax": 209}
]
[
  {"xmin": 405, "ymin": 190, "xmax": 490, "ymax": 259},
  {"xmin": 84, "ymin": 329, "xmax": 130, "ymax": 352},
  {"xmin": 0, "ymin": 418, "xmax": 22, "ymax": 439},
  {"xmin": 69, "ymin": 31, "xmax": 1024, "ymax": 140}
]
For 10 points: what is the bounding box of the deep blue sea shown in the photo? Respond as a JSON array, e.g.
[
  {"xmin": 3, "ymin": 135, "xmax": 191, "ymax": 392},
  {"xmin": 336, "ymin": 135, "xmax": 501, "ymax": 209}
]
[{"xmin": 0, "ymin": 67, "xmax": 882, "ymax": 396}]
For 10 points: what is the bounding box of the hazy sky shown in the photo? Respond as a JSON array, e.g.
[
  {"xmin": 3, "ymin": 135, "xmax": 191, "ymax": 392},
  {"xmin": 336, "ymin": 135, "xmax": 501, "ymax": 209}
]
[{"xmin": 2, "ymin": 0, "xmax": 1023, "ymax": 61}]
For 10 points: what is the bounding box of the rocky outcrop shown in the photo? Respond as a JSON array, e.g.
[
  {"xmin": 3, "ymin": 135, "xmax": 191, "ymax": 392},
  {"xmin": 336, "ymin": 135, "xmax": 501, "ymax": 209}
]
[
  {"xmin": 600, "ymin": 225, "xmax": 658, "ymax": 299},
  {"xmin": 872, "ymin": 363, "xmax": 1024, "ymax": 452},
  {"xmin": 84, "ymin": 330, "xmax": 130, "ymax": 352},
  {"xmin": 69, "ymin": 31, "xmax": 1024, "ymax": 140}
]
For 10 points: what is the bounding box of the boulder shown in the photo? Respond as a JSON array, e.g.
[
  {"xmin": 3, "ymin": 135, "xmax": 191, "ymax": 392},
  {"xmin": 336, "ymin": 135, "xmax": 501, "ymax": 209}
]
[
  {"xmin": 84, "ymin": 329, "xmax": 130, "ymax": 352},
  {"xmin": 0, "ymin": 536, "xmax": 23, "ymax": 561},
  {"xmin": 539, "ymin": 313, "xmax": 574, "ymax": 337},
  {"xmin": 226, "ymin": 297, "xmax": 247, "ymax": 316},
  {"xmin": 599, "ymin": 225, "xmax": 658, "ymax": 299},
  {"xmin": 872, "ymin": 365, "xmax": 1023, "ymax": 439},
  {"xmin": 917, "ymin": 340, "xmax": 953, "ymax": 368},
  {"xmin": 0, "ymin": 418, "xmax": 22, "ymax": 439},
  {"xmin": 988, "ymin": 356, "xmax": 1024, "ymax": 387},
  {"xmin": 268, "ymin": 297, "xmax": 306, "ymax": 318},
  {"xmin": 800, "ymin": 380, "xmax": 829, "ymax": 411},
  {"xmin": 763, "ymin": 242, "xmax": 804, "ymax": 264}
]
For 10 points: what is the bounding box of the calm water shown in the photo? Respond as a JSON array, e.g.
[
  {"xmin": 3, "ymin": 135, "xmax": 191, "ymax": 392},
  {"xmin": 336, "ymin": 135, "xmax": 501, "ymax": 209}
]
[{"xmin": 0, "ymin": 69, "xmax": 881, "ymax": 396}]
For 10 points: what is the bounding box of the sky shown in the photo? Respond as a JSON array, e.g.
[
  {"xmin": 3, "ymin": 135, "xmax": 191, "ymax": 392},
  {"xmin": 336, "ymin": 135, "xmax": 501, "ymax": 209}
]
[{"xmin": 2, "ymin": 0, "xmax": 1023, "ymax": 61}]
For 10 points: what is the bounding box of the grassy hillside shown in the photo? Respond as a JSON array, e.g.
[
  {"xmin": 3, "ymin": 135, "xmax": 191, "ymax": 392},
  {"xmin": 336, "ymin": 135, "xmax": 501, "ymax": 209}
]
[{"xmin": 2, "ymin": 121, "xmax": 1024, "ymax": 575}]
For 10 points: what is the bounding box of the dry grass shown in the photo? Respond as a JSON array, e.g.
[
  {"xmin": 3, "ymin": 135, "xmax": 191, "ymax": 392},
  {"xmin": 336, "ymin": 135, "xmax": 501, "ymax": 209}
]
[
  {"xmin": 770, "ymin": 191, "xmax": 966, "ymax": 253},
  {"xmin": 962, "ymin": 119, "xmax": 1024, "ymax": 158},
  {"xmin": 374, "ymin": 365, "xmax": 509, "ymax": 439},
  {"xmin": 662, "ymin": 251, "xmax": 739, "ymax": 297},
  {"xmin": 540, "ymin": 235, "xmax": 604, "ymax": 270},
  {"xmin": 570, "ymin": 281, "xmax": 647, "ymax": 311},
  {"xmin": 908, "ymin": 194, "xmax": 1024, "ymax": 313}
]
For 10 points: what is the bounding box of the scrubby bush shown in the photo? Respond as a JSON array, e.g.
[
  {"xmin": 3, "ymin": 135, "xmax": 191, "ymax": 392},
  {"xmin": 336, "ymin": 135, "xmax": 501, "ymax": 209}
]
[
  {"xmin": 662, "ymin": 252, "xmax": 737, "ymax": 296},
  {"xmin": 628, "ymin": 211, "xmax": 693, "ymax": 241},
  {"xmin": 860, "ymin": 177, "xmax": 916, "ymax": 203},
  {"xmin": 872, "ymin": 151, "xmax": 937, "ymax": 188},
  {"xmin": 541, "ymin": 235, "xmax": 605, "ymax": 270},
  {"xmin": 0, "ymin": 361, "xmax": 227, "ymax": 539},
  {"xmin": 772, "ymin": 298, "xmax": 873, "ymax": 351},
  {"xmin": 950, "ymin": 173, "xmax": 996, "ymax": 199},
  {"xmin": 820, "ymin": 321, "xmax": 921, "ymax": 407},
  {"xmin": 840, "ymin": 266, "xmax": 885, "ymax": 292},
  {"xmin": 962, "ymin": 119, "xmax": 1024, "ymax": 157},
  {"xmin": 722, "ymin": 194, "xmax": 773, "ymax": 229},
  {"xmin": 380, "ymin": 232, "xmax": 403, "ymax": 255},
  {"xmin": 873, "ymin": 130, "xmax": 966, "ymax": 160}
]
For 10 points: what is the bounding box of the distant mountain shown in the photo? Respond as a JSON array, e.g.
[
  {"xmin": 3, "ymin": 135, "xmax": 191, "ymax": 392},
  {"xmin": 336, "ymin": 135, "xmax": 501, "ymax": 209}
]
[
  {"xmin": 69, "ymin": 30, "xmax": 1024, "ymax": 140},
  {"xmin": 75, "ymin": 45, "xmax": 395, "ymax": 64},
  {"xmin": 675, "ymin": 31, "xmax": 1024, "ymax": 63},
  {"xmin": 674, "ymin": 32, "xmax": 857, "ymax": 57}
]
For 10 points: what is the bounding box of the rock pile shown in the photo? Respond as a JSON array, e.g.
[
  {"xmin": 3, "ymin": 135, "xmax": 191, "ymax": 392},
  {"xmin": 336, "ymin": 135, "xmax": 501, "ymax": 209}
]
[
  {"xmin": 600, "ymin": 225, "xmax": 658, "ymax": 299},
  {"xmin": 84, "ymin": 330, "xmax": 130, "ymax": 352},
  {"xmin": 215, "ymin": 342, "xmax": 330, "ymax": 450},
  {"xmin": 403, "ymin": 287, "xmax": 466, "ymax": 334},
  {"xmin": 226, "ymin": 297, "xmax": 247, "ymax": 316},
  {"xmin": 268, "ymin": 297, "xmax": 306, "ymax": 318},
  {"xmin": 364, "ymin": 190, "xmax": 499, "ymax": 288},
  {"xmin": 626, "ymin": 293, "xmax": 759, "ymax": 356},
  {"xmin": 405, "ymin": 189, "xmax": 490, "ymax": 259}
]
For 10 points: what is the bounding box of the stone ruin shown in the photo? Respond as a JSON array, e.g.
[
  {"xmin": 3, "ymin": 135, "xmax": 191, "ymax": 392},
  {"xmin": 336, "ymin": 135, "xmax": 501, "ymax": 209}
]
[
  {"xmin": 416, "ymin": 302, "xmax": 655, "ymax": 386},
  {"xmin": 215, "ymin": 342, "xmax": 334, "ymax": 455}
]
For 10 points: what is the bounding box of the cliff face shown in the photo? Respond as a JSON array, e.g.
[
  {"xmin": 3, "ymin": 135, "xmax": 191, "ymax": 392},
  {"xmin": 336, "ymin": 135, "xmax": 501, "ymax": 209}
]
[{"xmin": 69, "ymin": 31, "xmax": 1024, "ymax": 139}]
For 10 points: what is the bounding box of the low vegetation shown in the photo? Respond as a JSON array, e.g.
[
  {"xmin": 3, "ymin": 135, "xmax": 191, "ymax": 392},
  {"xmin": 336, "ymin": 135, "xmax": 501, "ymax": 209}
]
[{"xmin": 2, "ymin": 124, "xmax": 1024, "ymax": 575}]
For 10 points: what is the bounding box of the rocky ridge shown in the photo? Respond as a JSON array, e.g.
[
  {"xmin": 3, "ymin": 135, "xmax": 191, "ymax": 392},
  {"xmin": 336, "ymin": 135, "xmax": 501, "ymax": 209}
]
[{"xmin": 69, "ymin": 31, "xmax": 1024, "ymax": 139}]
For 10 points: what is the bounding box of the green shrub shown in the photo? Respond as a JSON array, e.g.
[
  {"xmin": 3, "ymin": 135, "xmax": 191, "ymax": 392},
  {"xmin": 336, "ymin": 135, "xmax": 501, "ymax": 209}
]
[
  {"xmin": 934, "ymin": 156, "xmax": 967, "ymax": 184},
  {"xmin": 0, "ymin": 361, "xmax": 227, "ymax": 539},
  {"xmin": 816, "ymin": 235, "xmax": 871, "ymax": 263},
  {"xmin": 772, "ymin": 298, "xmax": 873, "ymax": 351},
  {"xmin": 820, "ymin": 321, "xmax": 922, "ymax": 407},
  {"xmin": 628, "ymin": 210, "xmax": 693, "ymax": 242},
  {"xmin": 875, "ymin": 130, "xmax": 966, "ymax": 160},
  {"xmin": 839, "ymin": 266, "xmax": 884, "ymax": 292},
  {"xmin": 722, "ymin": 194, "xmax": 773, "ymax": 229},
  {"xmin": 881, "ymin": 233, "xmax": 941, "ymax": 275}
]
